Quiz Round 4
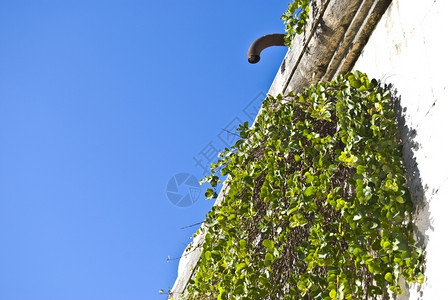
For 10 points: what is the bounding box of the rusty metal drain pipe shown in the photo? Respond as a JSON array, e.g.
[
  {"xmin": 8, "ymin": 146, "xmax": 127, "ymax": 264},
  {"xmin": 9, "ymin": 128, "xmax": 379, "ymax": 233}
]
[{"xmin": 247, "ymin": 33, "xmax": 286, "ymax": 64}]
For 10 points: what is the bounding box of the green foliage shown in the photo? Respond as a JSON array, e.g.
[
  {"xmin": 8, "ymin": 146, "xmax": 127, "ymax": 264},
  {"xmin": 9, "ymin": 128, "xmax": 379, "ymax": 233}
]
[
  {"xmin": 281, "ymin": 0, "xmax": 310, "ymax": 46},
  {"xmin": 182, "ymin": 71, "xmax": 424, "ymax": 299}
]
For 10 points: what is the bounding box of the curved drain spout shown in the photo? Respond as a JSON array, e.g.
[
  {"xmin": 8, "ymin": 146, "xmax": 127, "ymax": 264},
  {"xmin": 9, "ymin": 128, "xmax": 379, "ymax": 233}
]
[{"xmin": 247, "ymin": 33, "xmax": 286, "ymax": 64}]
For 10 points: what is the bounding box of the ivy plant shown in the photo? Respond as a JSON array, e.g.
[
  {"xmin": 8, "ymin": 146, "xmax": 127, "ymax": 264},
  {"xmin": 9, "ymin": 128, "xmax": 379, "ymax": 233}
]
[
  {"xmin": 281, "ymin": 0, "xmax": 310, "ymax": 46},
  {"xmin": 178, "ymin": 71, "xmax": 424, "ymax": 300}
]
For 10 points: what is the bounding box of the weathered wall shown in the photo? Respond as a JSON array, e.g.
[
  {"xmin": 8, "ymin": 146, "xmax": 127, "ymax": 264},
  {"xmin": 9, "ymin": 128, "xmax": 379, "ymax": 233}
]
[
  {"xmin": 170, "ymin": 0, "xmax": 447, "ymax": 298},
  {"xmin": 354, "ymin": 0, "xmax": 448, "ymax": 298}
]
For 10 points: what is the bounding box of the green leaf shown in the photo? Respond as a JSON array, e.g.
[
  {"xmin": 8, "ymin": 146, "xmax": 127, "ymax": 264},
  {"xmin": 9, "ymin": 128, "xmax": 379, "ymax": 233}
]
[
  {"xmin": 262, "ymin": 239, "xmax": 275, "ymax": 251},
  {"xmin": 236, "ymin": 263, "xmax": 246, "ymax": 272},
  {"xmin": 348, "ymin": 75, "xmax": 362, "ymax": 88},
  {"xmin": 264, "ymin": 253, "xmax": 274, "ymax": 266},
  {"xmin": 417, "ymin": 273, "xmax": 425, "ymax": 284},
  {"xmin": 205, "ymin": 188, "xmax": 215, "ymax": 199},
  {"xmin": 235, "ymin": 284, "xmax": 245, "ymax": 295},
  {"xmin": 396, "ymin": 196, "xmax": 405, "ymax": 203},
  {"xmin": 372, "ymin": 239, "xmax": 381, "ymax": 250},
  {"xmin": 289, "ymin": 213, "xmax": 308, "ymax": 228},
  {"xmin": 304, "ymin": 186, "xmax": 316, "ymax": 197}
]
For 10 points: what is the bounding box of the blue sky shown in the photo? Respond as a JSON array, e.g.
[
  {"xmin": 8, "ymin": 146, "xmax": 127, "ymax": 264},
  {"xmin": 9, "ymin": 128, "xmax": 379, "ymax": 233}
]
[{"xmin": 0, "ymin": 1, "xmax": 289, "ymax": 299}]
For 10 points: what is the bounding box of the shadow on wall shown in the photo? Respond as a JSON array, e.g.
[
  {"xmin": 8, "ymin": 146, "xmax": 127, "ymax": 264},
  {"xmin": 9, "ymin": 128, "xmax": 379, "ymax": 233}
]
[
  {"xmin": 385, "ymin": 83, "xmax": 432, "ymax": 246},
  {"xmin": 388, "ymin": 83, "xmax": 433, "ymax": 247},
  {"xmin": 388, "ymin": 83, "xmax": 430, "ymax": 298}
]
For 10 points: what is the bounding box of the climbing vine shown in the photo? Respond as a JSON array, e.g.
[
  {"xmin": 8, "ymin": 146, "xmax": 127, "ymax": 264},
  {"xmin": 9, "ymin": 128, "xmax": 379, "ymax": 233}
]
[
  {"xmin": 282, "ymin": 0, "xmax": 310, "ymax": 46},
  {"xmin": 178, "ymin": 71, "xmax": 424, "ymax": 299}
]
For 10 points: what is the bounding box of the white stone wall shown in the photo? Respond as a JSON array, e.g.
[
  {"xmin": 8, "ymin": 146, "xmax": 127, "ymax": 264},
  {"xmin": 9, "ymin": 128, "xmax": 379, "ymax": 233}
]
[{"xmin": 354, "ymin": 0, "xmax": 448, "ymax": 298}]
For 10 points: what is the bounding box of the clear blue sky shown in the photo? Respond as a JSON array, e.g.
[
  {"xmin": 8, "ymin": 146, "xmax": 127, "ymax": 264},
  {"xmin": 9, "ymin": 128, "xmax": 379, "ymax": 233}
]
[{"xmin": 0, "ymin": 1, "xmax": 289, "ymax": 299}]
